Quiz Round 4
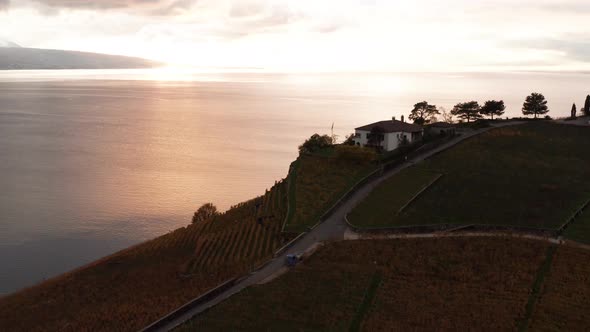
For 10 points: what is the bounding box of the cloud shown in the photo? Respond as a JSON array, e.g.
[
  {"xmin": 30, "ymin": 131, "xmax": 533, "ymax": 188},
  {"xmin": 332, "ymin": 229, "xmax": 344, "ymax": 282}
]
[
  {"xmin": 15, "ymin": 0, "xmax": 197, "ymax": 16},
  {"xmin": 539, "ymin": 1, "xmax": 590, "ymax": 13},
  {"xmin": 229, "ymin": 1, "xmax": 265, "ymax": 18},
  {"xmin": 229, "ymin": 2, "xmax": 305, "ymax": 32},
  {"xmin": 505, "ymin": 36, "xmax": 590, "ymax": 62}
]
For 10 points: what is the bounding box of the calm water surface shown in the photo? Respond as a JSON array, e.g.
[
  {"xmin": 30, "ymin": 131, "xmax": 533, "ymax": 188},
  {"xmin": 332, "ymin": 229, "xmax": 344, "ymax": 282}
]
[{"xmin": 0, "ymin": 69, "xmax": 586, "ymax": 294}]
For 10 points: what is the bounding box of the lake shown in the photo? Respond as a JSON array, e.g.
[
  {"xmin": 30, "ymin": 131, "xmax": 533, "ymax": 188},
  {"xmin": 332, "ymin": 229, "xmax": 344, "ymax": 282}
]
[{"xmin": 0, "ymin": 69, "xmax": 586, "ymax": 294}]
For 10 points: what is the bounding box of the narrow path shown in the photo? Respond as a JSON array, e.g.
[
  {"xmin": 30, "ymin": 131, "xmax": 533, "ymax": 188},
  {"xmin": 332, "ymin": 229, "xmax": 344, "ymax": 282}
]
[
  {"xmin": 554, "ymin": 116, "xmax": 590, "ymax": 126},
  {"xmin": 143, "ymin": 121, "xmax": 524, "ymax": 332}
]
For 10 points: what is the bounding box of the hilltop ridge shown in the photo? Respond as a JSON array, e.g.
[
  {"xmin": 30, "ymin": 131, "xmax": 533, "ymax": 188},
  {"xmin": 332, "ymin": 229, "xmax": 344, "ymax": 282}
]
[{"xmin": 0, "ymin": 47, "xmax": 161, "ymax": 70}]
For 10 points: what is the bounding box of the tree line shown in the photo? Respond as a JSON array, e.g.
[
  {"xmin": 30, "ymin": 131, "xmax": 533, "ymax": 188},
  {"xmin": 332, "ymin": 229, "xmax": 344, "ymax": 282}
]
[
  {"xmin": 570, "ymin": 95, "xmax": 590, "ymax": 119},
  {"xmin": 409, "ymin": 92, "xmax": 560, "ymax": 124}
]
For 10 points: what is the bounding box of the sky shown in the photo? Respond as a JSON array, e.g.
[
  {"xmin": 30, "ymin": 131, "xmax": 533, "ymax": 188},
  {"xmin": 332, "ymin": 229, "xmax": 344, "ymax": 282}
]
[{"xmin": 0, "ymin": 0, "xmax": 589, "ymax": 72}]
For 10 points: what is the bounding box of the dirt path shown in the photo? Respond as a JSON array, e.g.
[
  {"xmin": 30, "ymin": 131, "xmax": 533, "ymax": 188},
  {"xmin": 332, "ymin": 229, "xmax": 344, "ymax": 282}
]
[{"xmin": 142, "ymin": 121, "xmax": 525, "ymax": 332}]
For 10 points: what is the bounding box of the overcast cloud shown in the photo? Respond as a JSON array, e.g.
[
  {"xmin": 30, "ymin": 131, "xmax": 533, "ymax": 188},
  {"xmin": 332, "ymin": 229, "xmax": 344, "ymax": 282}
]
[{"xmin": 0, "ymin": 0, "xmax": 589, "ymax": 71}]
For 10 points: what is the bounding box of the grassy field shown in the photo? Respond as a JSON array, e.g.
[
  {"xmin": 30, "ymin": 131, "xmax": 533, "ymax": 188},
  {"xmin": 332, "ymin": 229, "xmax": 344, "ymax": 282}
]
[
  {"xmin": 347, "ymin": 167, "xmax": 442, "ymax": 227},
  {"xmin": 349, "ymin": 122, "xmax": 590, "ymax": 231},
  {"xmin": 563, "ymin": 207, "xmax": 590, "ymax": 244},
  {"xmin": 177, "ymin": 260, "xmax": 372, "ymax": 331},
  {"xmin": 528, "ymin": 246, "xmax": 590, "ymax": 330},
  {"xmin": 179, "ymin": 237, "xmax": 549, "ymax": 331},
  {"xmin": 284, "ymin": 146, "xmax": 376, "ymax": 233},
  {"xmin": 0, "ymin": 180, "xmax": 289, "ymax": 332}
]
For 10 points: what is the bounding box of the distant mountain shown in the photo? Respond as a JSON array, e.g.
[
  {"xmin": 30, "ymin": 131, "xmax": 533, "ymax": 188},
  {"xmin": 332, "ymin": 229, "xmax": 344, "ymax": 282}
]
[
  {"xmin": 0, "ymin": 47, "xmax": 161, "ymax": 70},
  {"xmin": 0, "ymin": 39, "xmax": 21, "ymax": 48}
]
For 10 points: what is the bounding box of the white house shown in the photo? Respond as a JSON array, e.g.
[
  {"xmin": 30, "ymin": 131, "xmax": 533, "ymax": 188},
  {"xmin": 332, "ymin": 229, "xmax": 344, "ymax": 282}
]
[{"xmin": 353, "ymin": 118, "xmax": 423, "ymax": 152}]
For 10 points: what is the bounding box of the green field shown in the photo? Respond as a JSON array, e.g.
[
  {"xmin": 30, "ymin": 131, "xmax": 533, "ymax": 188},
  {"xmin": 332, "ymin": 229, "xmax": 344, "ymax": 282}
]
[
  {"xmin": 348, "ymin": 122, "xmax": 590, "ymax": 231},
  {"xmin": 283, "ymin": 146, "xmax": 376, "ymax": 233},
  {"xmin": 347, "ymin": 167, "xmax": 442, "ymax": 227},
  {"xmin": 563, "ymin": 206, "xmax": 590, "ymax": 244},
  {"xmin": 178, "ymin": 237, "xmax": 555, "ymax": 331}
]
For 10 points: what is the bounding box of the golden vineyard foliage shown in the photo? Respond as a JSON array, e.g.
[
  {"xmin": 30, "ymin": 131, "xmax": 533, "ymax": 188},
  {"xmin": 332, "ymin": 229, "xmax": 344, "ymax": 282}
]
[
  {"xmin": 184, "ymin": 237, "xmax": 552, "ymax": 331},
  {"xmin": 0, "ymin": 180, "xmax": 289, "ymax": 332},
  {"xmin": 529, "ymin": 246, "xmax": 590, "ymax": 330},
  {"xmin": 286, "ymin": 146, "xmax": 376, "ymax": 232}
]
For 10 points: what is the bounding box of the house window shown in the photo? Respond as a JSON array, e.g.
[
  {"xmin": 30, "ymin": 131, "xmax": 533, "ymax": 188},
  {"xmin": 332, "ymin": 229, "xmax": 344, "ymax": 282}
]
[{"xmin": 367, "ymin": 133, "xmax": 384, "ymax": 142}]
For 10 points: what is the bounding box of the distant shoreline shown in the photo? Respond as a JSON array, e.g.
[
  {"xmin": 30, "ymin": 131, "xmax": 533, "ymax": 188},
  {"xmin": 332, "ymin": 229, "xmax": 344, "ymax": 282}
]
[{"xmin": 0, "ymin": 47, "xmax": 161, "ymax": 70}]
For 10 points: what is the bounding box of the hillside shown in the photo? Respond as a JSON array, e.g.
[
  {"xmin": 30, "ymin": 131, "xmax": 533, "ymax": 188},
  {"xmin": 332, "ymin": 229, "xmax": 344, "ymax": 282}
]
[
  {"xmin": 3, "ymin": 120, "xmax": 590, "ymax": 331},
  {"xmin": 0, "ymin": 180, "xmax": 289, "ymax": 331},
  {"xmin": 179, "ymin": 237, "xmax": 590, "ymax": 331},
  {"xmin": 284, "ymin": 146, "xmax": 377, "ymax": 233},
  {"xmin": 0, "ymin": 47, "xmax": 160, "ymax": 70},
  {"xmin": 177, "ymin": 121, "xmax": 590, "ymax": 331},
  {"xmin": 0, "ymin": 39, "xmax": 20, "ymax": 48},
  {"xmin": 348, "ymin": 122, "xmax": 590, "ymax": 231}
]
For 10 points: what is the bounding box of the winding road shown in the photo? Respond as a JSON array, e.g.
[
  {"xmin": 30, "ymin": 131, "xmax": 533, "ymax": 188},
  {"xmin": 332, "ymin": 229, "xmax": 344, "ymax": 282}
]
[{"xmin": 143, "ymin": 121, "xmax": 526, "ymax": 332}]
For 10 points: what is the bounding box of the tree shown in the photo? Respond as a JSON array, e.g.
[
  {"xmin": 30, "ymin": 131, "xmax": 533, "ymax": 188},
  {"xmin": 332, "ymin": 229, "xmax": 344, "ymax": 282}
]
[
  {"xmin": 480, "ymin": 100, "xmax": 506, "ymax": 120},
  {"xmin": 571, "ymin": 103, "xmax": 577, "ymax": 119},
  {"xmin": 398, "ymin": 133, "xmax": 409, "ymax": 146},
  {"xmin": 367, "ymin": 126, "xmax": 385, "ymax": 149},
  {"xmin": 409, "ymin": 101, "xmax": 440, "ymax": 125},
  {"xmin": 451, "ymin": 101, "xmax": 482, "ymax": 123},
  {"xmin": 583, "ymin": 95, "xmax": 590, "ymax": 116},
  {"xmin": 522, "ymin": 93, "xmax": 549, "ymax": 119},
  {"xmin": 298, "ymin": 134, "xmax": 334, "ymax": 154},
  {"xmin": 343, "ymin": 133, "xmax": 356, "ymax": 146},
  {"xmin": 440, "ymin": 106, "xmax": 454, "ymax": 123},
  {"xmin": 192, "ymin": 203, "xmax": 219, "ymax": 224}
]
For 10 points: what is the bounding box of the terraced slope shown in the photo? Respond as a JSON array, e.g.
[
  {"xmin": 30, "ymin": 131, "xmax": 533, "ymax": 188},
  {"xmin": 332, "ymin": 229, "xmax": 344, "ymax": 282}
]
[
  {"xmin": 529, "ymin": 246, "xmax": 590, "ymax": 330},
  {"xmin": 284, "ymin": 146, "xmax": 376, "ymax": 233},
  {"xmin": 180, "ymin": 237, "xmax": 550, "ymax": 331},
  {"xmin": 0, "ymin": 180, "xmax": 289, "ymax": 332},
  {"xmin": 349, "ymin": 122, "xmax": 590, "ymax": 231}
]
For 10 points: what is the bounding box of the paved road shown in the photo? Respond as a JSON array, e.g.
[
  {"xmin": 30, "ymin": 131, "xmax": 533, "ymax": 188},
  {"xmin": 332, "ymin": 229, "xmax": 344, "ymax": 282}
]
[{"xmin": 149, "ymin": 121, "xmax": 523, "ymax": 332}]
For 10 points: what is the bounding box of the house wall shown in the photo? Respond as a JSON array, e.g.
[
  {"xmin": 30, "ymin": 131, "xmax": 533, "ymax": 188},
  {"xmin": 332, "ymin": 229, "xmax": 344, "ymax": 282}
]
[
  {"xmin": 354, "ymin": 130, "xmax": 420, "ymax": 151},
  {"xmin": 386, "ymin": 132, "xmax": 404, "ymax": 151},
  {"xmin": 353, "ymin": 130, "xmax": 370, "ymax": 147}
]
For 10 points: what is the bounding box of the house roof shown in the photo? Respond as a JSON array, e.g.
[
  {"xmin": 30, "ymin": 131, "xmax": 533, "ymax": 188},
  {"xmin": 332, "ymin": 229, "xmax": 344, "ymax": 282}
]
[
  {"xmin": 355, "ymin": 120, "xmax": 423, "ymax": 133},
  {"xmin": 428, "ymin": 122, "xmax": 456, "ymax": 128}
]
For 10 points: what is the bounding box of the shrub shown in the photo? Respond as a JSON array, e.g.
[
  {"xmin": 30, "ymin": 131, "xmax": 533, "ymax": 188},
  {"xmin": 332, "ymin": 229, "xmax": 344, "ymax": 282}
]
[
  {"xmin": 343, "ymin": 133, "xmax": 356, "ymax": 146},
  {"xmin": 335, "ymin": 145, "xmax": 376, "ymax": 164},
  {"xmin": 298, "ymin": 134, "xmax": 334, "ymax": 155},
  {"xmin": 192, "ymin": 203, "xmax": 219, "ymax": 224}
]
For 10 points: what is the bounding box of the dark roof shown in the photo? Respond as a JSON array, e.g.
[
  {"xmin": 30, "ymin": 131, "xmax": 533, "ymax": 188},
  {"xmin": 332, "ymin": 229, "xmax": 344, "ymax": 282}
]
[
  {"xmin": 428, "ymin": 122, "xmax": 456, "ymax": 128},
  {"xmin": 355, "ymin": 120, "xmax": 423, "ymax": 133}
]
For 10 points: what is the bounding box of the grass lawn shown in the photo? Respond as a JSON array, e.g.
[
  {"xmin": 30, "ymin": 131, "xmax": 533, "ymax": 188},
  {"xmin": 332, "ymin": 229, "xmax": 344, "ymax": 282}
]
[
  {"xmin": 178, "ymin": 237, "xmax": 549, "ymax": 331},
  {"xmin": 349, "ymin": 122, "xmax": 590, "ymax": 231},
  {"xmin": 347, "ymin": 167, "xmax": 442, "ymax": 228},
  {"xmin": 283, "ymin": 146, "xmax": 376, "ymax": 233},
  {"xmin": 563, "ymin": 207, "xmax": 590, "ymax": 244}
]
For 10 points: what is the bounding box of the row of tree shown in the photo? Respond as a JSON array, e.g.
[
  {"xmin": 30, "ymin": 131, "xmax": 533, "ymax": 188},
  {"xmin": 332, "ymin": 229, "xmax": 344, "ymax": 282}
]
[
  {"xmin": 409, "ymin": 92, "xmax": 558, "ymax": 124},
  {"xmin": 571, "ymin": 95, "xmax": 590, "ymax": 119}
]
